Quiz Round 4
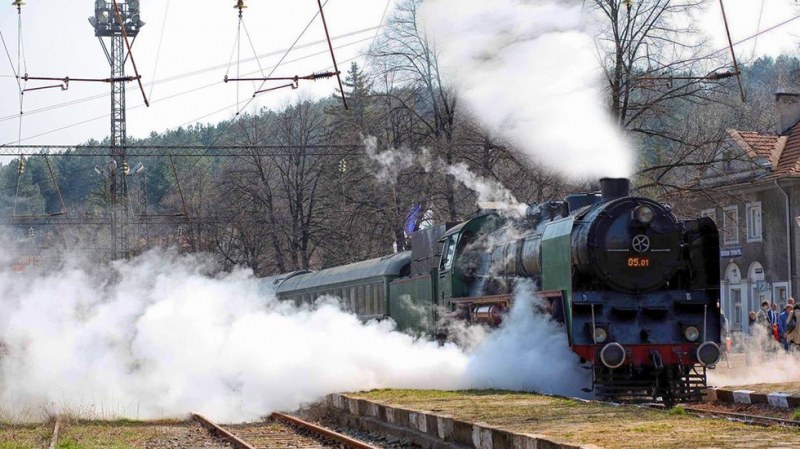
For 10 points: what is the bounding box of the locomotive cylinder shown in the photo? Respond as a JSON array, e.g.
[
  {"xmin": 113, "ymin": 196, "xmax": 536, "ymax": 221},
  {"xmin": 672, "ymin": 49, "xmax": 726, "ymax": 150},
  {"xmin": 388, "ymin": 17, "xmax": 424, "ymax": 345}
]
[{"xmin": 472, "ymin": 305, "xmax": 504, "ymax": 326}]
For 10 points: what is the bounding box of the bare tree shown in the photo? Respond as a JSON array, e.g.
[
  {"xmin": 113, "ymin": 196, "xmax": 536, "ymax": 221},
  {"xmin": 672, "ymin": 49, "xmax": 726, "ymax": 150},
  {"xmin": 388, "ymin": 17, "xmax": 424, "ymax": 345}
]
[{"xmin": 370, "ymin": 0, "xmax": 461, "ymax": 220}]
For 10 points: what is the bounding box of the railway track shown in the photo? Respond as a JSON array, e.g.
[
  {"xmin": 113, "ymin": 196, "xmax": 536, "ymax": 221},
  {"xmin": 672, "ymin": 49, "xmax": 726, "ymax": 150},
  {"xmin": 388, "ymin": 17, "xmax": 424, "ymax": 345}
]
[
  {"xmin": 193, "ymin": 412, "xmax": 379, "ymax": 449},
  {"xmin": 682, "ymin": 406, "xmax": 800, "ymax": 427}
]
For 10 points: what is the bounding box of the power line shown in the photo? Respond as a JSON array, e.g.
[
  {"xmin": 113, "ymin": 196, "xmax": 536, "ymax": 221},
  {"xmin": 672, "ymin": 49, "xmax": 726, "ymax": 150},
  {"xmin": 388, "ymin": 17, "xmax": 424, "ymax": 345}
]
[
  {"xmin": 1, "ymin": 36, "xmax": 374, "ymax": 146},
  {"xmin": 0, "ymin": 143, "xmax": 491, "ymax": 157},
  {"xmin": 0, "ymin": 26, "xmax": 380, "ymax": 123}
]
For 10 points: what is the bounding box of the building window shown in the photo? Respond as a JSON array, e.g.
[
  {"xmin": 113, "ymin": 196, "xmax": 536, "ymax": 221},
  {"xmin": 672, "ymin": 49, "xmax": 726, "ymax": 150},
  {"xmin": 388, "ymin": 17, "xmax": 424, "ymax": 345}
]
[
  {"xmin": 730, "ymin": 288, "xmax": 742, "ymax": 326},
  {"xmin": 774, "ymin": 283, "xmax": 788, "ymax": 306},
  {"xmin": 700, "ymin": 208, "xmax": 716, "ymax": 223},
  {"xmin": 722, "ymin": 205, "xmax": 739, "ymax": 245},
  {"xmin": 746, "ymin": 202, "xmax": 762, "ymax": 242}
]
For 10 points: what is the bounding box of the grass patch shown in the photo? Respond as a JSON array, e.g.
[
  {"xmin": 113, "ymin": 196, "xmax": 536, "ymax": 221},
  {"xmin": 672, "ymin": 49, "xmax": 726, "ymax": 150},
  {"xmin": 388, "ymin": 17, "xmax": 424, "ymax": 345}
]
[
  {"xmin": 668, "ymin": 406, "xmax": 686, "ymax": 416},
  {"xmin": 794, "ymin": 408, "xmax": 800, "ymax": 421},
  {"xmin": 0, "ymin": 444, "xmax": 35, "ymax": 449},
  {"xmin": 56, "ymin": 441, "xmax": 89, "ymax": 449},
  {"xmin": 350, "ymin": 389, "xmax": 800, "ymax": 449}
]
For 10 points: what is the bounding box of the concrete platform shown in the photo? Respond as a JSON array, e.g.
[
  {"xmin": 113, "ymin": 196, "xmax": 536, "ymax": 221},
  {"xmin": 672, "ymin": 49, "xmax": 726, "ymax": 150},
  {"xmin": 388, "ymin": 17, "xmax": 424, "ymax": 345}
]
[
  {"xmin": 708, "ymin": 351, "xmax": 800, "ymax": 408},
  {"xmin": 328, "ymin": 390, "xmax": 800, "ymax": 449}
]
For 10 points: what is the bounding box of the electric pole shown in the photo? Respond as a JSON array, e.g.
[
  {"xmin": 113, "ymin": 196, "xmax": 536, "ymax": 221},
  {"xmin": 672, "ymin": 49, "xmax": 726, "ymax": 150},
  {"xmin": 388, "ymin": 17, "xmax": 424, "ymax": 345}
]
[{"xmin": 89, "ymin": 0, "xmax": 144, "ymax": 259}]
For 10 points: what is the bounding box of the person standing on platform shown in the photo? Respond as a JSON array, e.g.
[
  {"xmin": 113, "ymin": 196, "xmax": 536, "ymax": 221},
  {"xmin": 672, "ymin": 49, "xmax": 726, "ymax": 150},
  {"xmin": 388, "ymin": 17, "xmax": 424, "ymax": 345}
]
[{"xmin": 785, "ymin": 304, "xmax": 800, "ymax": 352}]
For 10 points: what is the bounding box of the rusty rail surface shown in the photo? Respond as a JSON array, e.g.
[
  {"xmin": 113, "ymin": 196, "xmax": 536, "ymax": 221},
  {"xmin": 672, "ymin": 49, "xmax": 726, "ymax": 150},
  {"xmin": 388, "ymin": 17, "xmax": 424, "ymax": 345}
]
[
  {"xmin": 193, "ymin": 411, "xmax": 378, "ymax": 449},
  {"xmin": 48, "ymin": 418, "xmax": 61, "ymax": 449},
  {"xmin": 683, "ymin": 407, "xmax": 800, "ymax": 427},
  {"xmin": 191, "ymin": 413, "xmax": 257, "ymax": 449},
  {"xmin": 271, "ymin": 412, "xmax": 379, "ymax": 449}
]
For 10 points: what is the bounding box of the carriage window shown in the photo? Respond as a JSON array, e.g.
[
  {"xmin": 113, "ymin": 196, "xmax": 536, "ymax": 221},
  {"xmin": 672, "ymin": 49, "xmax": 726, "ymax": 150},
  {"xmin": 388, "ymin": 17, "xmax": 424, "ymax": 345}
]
[
  {"xmin": 357, "ymin": 286, "xmax": 366, "ymax": 315},
  {"xmin": 375, "ymin": 282, "xmax": 384, "ymax": 314},
  {"xmin": 440, "ymin": 236, "xmax": 458, "ymax": 270},
  {"xmin": 366, "ymin": 285, "xmax": 373, "ymax": 315}
]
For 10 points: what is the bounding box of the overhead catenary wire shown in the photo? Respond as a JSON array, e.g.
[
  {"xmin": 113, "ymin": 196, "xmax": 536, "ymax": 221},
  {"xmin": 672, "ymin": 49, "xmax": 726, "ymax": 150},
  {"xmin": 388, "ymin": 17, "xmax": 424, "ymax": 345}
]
[
  {"xmin": 752, "ymin": 0, "xmax": 766, "ymax": 59},
  {"xmin": 2, "ymin": 35, "xmax": 374, "ymax": 146},
  {"xmin": 208, "ymin": 0, "xmax": 331, "ymax": 150},
  {"xmin": 635, "ymin": 12, "xmax": 800, "ymax": 88},
  {"xmin": 0, "ymin": 26, "xmax": 380, "ymax": 123},
  {"xmin": 148, "ymin": 0, "xmax": 171, "ymax": 100}
]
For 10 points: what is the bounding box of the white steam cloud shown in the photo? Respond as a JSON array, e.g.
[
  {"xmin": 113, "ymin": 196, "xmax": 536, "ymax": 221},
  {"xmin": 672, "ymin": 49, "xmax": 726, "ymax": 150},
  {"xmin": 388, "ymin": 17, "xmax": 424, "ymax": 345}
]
[
  {"xmin": 363, "ymin": 136, "xmax": 525, "ymax": 215},
  {"xmin": 465, "ymin": 281, "xmax": 587, "ymax": 394},
  {"xmin": 0, "ymin": 248, "xmax": 585, "ymax": 423},
  {"xmin": 419, "ymin": 0, "xmax": 633, "ymax": 178},
  {"xmin": 708, "ymin": 331, "xmax": 800, "ymax": 388}
]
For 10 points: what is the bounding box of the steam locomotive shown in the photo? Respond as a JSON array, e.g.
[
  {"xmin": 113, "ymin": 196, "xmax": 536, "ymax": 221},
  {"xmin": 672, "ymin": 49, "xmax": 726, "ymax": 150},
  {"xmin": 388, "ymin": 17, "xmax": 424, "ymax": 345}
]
[{"xmin": 261, "ymin": 178, "xmax": 721, "ymax": 404}]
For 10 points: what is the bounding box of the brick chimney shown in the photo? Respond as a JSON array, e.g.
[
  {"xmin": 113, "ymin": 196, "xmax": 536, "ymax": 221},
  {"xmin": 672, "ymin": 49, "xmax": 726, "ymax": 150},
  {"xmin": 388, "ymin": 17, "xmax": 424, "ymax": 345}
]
[{"xmin": 776, "ymin": 92, "xmax": 800, "ymax": 135}]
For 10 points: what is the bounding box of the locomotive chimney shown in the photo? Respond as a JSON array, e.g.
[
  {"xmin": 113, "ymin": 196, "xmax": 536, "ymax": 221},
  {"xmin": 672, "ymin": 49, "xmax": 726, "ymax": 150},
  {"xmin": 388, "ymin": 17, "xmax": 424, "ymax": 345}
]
[{"xmin": 600, "ymin": 177, "xmax": 630, "ymax": 202}]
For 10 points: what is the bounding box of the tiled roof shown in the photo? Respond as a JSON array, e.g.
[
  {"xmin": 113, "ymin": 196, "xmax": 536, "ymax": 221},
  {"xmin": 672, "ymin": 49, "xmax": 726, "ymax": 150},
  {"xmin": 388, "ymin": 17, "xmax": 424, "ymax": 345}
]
[
  {"xmin": 774, "ymin": 123, "xmax": 800, "ymax": 177},
  {"xmin": 725, "ymin": 123, "xmax": 800, "ymax": 179},
  {"xmin": 731, "ymin": 130, "xmax": 780, "ymax": 159}
]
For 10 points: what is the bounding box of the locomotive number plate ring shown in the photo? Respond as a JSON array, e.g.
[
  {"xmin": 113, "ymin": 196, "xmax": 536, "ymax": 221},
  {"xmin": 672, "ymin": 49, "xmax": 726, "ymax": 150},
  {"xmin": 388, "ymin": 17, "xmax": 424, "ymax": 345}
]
[{"xmin": 632, "ymin": 234, "xmax": 650, "ymax": 253}]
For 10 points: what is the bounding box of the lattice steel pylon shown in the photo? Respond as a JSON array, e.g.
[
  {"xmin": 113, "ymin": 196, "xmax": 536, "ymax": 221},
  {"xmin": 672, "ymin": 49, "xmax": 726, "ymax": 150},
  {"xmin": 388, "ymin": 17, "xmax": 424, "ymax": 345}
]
[{"xmin": 89, "ymin": 0, "xmax": 144, "ymax": 259}]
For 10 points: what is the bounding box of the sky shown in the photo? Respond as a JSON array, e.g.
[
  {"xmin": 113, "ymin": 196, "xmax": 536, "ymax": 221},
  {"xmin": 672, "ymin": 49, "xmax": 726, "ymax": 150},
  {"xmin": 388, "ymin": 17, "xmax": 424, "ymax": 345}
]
[
  {"xmin": 0, "ymin": 0, "xmax": 393, "ymax": 148},
  {"xmin": 0, "ymin": 0, "xmax": 798, "ymax": 150}
]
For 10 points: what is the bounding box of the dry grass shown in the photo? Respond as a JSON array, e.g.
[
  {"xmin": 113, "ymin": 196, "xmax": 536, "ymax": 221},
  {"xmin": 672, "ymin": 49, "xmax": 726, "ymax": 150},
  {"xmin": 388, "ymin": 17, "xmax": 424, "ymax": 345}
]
[
  {"xmin": 55, "ymin": 420, "xmax": 190, "ymax": 449},
  {"xmin": 0, "ymin": 422, "xmax": 51, "ymax": 449},
  {"xmin": 351, "ymin": 389, "xmax": 800, "ymax": 449},
  {"xmin": 720, "ymin": 382, "xmax": 800, "ymax": 395}
]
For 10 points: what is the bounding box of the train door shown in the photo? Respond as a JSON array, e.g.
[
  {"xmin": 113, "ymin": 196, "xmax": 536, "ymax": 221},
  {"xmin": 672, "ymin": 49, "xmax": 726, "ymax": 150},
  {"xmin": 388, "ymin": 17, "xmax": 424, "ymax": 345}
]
[{"xmin": 438, "ymin": 234, "xmax": 458, "ymax": 303}]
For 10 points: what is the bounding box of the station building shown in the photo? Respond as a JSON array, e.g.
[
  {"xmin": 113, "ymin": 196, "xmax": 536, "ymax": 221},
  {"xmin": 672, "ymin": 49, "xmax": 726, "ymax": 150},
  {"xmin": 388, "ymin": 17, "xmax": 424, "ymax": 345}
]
[{"xmin": 687, "ymin": 92, "xmax": 800, "ymax": 336}]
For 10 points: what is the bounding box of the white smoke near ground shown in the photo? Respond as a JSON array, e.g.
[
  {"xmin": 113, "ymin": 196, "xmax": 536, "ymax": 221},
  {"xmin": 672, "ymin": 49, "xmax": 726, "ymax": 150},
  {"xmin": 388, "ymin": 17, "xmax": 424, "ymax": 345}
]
[
  {"xmin": 0, "ymin": 249, "xmax": 467, "ymax": 423},
  {"xmin": 465, "ymin": 281, "xmax": 588, "ymax": 394},
  {"xmin": 418, "ymin": 0, "xmax": 633, "ymax": 179},
  {"xmin": 0, "ymin": 246, "xmax": 586, "ymax": 423},
  {"xmin": 708, "ymin": 329, "xmax": 800, "ymax": 388}
]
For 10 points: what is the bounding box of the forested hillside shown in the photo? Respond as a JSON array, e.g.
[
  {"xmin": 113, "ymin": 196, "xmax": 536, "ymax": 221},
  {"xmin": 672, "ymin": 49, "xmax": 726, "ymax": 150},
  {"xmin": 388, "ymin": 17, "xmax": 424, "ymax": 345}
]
[{"xmin": 3, "ymin": 0, "xmax": 799, "ymax": 274}]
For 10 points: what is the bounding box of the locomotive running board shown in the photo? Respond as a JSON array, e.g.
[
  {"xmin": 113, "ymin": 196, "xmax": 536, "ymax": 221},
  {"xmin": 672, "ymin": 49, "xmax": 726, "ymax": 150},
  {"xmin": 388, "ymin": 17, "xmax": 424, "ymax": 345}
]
[{"xmin": 450, "ymin": 289, "xmax": 562, "ymax": 306}]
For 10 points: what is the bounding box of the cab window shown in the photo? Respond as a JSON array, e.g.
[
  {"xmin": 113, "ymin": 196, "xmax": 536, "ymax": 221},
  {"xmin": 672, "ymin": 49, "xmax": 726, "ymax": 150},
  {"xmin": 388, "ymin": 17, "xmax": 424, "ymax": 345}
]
[{"xmin": 440, "ymin": 235, "xmax": 458, "ymax": 271}]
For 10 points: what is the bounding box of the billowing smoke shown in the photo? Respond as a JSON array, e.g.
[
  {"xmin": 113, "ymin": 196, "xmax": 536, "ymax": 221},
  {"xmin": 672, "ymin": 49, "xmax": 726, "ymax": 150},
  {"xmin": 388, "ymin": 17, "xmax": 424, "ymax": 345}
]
[
  {"xmin": 707, "ymin": 329, "xmax": 800, "ymax": 388},
  {"xmin": 363, "ymin": 136, "xmax": 525, "ymax": 215},
  {"xmin": 465, "ymin": 281, "xmax": 588, "ymax": 394},
  {"xmin": 0, "ymin": 249, "xmax": 466, "ymax": 422},
  {"xmin": 418, "ymin": 0, "xmax": 633, "ymax": 178},
  {"xmin": 0, "ymin": 247, "xmax": 586, "ymax": 423},
  {"xmin": 364, "ymin": 136, "xmax": 416, "ymax": 185}
]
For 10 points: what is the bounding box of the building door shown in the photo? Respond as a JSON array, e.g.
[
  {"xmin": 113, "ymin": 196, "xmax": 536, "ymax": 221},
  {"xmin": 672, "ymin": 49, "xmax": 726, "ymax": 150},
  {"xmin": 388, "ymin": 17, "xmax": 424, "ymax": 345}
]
[
  {"xmin": 731, "ymin": 288, "xmax": 743, "ymax": 329},
  {"xmin": 725, "ymin": 263, "xmax": 743, "ymax": 331}
]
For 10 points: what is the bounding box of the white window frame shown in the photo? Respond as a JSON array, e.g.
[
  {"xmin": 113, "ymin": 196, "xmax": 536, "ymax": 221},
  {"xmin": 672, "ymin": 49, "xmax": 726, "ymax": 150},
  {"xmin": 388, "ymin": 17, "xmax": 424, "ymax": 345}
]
[
  {"xmin": 773, "ymin": 282, "xmax": 789, "ymax": 306},
  {"xmin": 745, "ymin": 202, "xmax": 762, "ymax": 243},
  {"xmin": 700, "ymin": 208, "xmax": 716, "ymax": 223},
  {"xmin": 722, "ymin": 205, "xmax": 739, "ymax": 245}
]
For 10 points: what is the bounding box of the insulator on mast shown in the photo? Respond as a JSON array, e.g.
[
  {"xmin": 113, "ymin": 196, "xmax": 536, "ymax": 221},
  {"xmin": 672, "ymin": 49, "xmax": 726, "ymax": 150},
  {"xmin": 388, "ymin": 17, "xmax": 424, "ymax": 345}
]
[{"xmin": 234, "ymin": 0, "xmax": 247, "ymax": 17}]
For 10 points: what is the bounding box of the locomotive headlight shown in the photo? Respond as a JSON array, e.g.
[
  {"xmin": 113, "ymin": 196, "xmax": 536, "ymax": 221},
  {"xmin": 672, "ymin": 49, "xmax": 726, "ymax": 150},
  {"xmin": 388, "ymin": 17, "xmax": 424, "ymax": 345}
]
[
  {"xmin": 683, "ymin": 325, "xmax": 701, "ymax": 342},
  {"xmin": 634, "ymin": 205, "xmax": 655, "ymax": 224},
  {"xmin": 594, "ymin": 327, "xmax": 608, "ymax": 344}
]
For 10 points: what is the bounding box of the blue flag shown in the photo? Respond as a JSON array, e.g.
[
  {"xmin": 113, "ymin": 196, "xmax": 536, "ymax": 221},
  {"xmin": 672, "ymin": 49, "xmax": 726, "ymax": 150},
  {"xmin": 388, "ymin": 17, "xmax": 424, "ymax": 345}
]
[{"xmin": 404, "ymin": 204, "xmax": 422, "ymax": 236}]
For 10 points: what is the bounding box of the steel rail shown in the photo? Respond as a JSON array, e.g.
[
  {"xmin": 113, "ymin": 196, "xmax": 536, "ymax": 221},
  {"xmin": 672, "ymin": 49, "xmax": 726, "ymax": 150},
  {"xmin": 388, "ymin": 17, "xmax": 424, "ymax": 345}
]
[
  {"xmin": 191, "ymin": 413, "xmax": 257, "ymax": 449},
  {"xmin": 271, "ymin": 412, "xmax": 379, "ymax": 449},
  {"xmin": 682, "ymin": 407, "xmax": 800, "ymax": 427},
  {"xmin": 47, "ymin": 418, "xmax": 61, "ymax": 449}
]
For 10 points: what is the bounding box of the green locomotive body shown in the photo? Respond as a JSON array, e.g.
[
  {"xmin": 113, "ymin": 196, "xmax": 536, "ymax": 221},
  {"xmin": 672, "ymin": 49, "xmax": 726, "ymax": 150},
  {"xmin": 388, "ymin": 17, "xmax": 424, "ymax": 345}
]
[{"xmin": 260, "ymin": 178, "xmax": 721, "ymax": 404}]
